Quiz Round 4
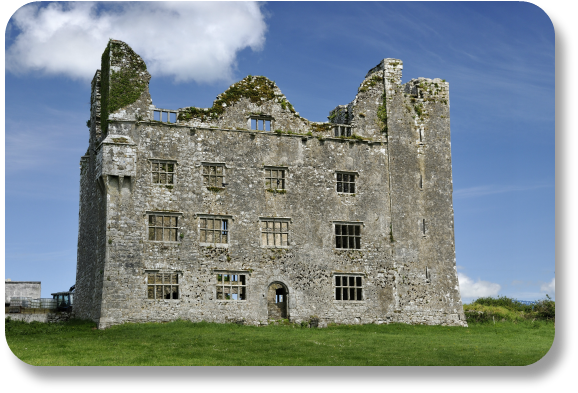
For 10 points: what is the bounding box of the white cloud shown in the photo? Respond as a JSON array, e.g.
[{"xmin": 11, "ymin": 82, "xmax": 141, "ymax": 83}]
[
  {"xmin": 458, "ymin": 272, "xmax": 501, "ymax": 301},
  {"xmin": 6, "ymin": 2, "xmax": 267, "ymax": 82},
  {"xmin": 454, "ymin": 183, "xmax": 551, "ymax": 199},
  {"xmin": 540, "ymin": 277, "xmax": 555, "ymax": 294}
]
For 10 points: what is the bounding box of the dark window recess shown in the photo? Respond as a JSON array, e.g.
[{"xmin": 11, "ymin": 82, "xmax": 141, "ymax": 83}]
[
  {"xmin": 422, "ymin": 219, "xmax": 426, "ymax": 235},
  {"xmin": 335, "ymin": 275, "xmax": 363, "ymax": 301},
  {"xmin": 335, "ymin": 224, "xmax": 361, "ymax": 249},
  {"xmin": 337, "ymin": 173, "xmax": 356, "ymax": 193},
  {"xmin": 148, "ymin": 215, "xmax": 178, "ymax": 241},
  {"xmin": 147, "ymin": 273, "xmax": 178, "ymax": 299}
]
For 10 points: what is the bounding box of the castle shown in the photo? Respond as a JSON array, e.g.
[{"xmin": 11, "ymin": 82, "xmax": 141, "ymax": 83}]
[{"xmin": 75, "ymin": 40, "xmax": 466, "ymax": 329}]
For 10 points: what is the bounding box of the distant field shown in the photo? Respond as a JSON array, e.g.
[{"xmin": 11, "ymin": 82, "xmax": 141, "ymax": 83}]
[{"xmin": 5, "ymin": 318, "xmax": 554, "ymax": 366}]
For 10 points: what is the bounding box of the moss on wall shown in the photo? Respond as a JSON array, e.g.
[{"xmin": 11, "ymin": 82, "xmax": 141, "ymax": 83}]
[
  {"xmin": 100, "ymin": 40, "xmax": 148, "ymax": 135},
  {"xmin": 179, "ymin": 76, "xmax": 292, "ymax": 122}
]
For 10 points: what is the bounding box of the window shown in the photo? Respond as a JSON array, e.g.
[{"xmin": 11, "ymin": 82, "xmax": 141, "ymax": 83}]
[
  {"xmin": 335, "ymin": 223, "xmax": 361, "ymax": 249},
  {"xmin": 251, "ymin": 117, "xmax": 271, "ymax": 131},
  {"xmin": 148, "ymin": 214, "xmax": 178, "ymax": 241},
  {"xmin": 334, "ymin": 125, "xmax": 352, "ymax": 137},
  {"xmin": 200, "ymin": 216, "xmax": 229, "ymax": 244},
  {"xmin": 421, "ymin": 219, "xmax": 426, "ymax": 236},
  {"xmin": 336, "ymin": 172, "xmax": 356, "ymax": 193},
  {"xmin": 153, "ymin": 109, "xmax": 177, "ymax": 123},
  {"xmin": 151, "ymin": 161, "xmax": 175, "ymax": 184},
  {"xmin": 265, "ymin": 167, "xmax": 286, "ymax": 190},
  {"xmin": 147, "ymin": 272, "xmax": 179, "ymax": 299},
  {"xmin": 260, "ymin": 219, "xmax": 289, "ymax": 247},
  {"xmin": 335, "ymin": 275, "xmax": 363, "ymax": 301},
  {"xmin": 202, "ymin": 164, "xmax": 225, "ymax": 188},
  {"xmin": 216, "ymin": 273, "xmax": 247, "ymax": 300}
]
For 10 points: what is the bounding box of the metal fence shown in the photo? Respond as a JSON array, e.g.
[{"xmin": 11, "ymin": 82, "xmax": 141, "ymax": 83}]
[{"xmin": 9, "ymin": 297, "xmax": 57, "ymax": 311}]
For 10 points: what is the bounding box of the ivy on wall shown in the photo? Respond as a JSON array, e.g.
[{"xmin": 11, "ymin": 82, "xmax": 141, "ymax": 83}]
[{"xmin": 100, "ymin": 40, "xmax": 148, "ymax": 135}]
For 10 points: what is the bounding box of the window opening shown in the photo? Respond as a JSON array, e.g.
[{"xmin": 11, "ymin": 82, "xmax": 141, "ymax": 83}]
[
  {"xmin": 260, "ymin": 219, "xmax": 289, "ymax": 247},
  {"xmin": 148, "ymin": 214, "xmax": 178, "ymax": 241},
  {"xmin": 335, "ymin": 275, "xmax": 363, "ymax": 301},
  {"xmin": 200, "ymin": 217, "xmax": 229, "ymax": 244},
  {"xmin": 153, "ymin": 110, "xmax": 161, "ymax": 121},
  {"xmin": 251, "ymin": 117, "xmax": 271, "ymax": 131},
  {"xmin": 335, "ymin": 224, "xmax": 361, "ymax": 249},
  {"xmin": 422, "ymin": 219, "xmax": 426, "ymax": 235},
  {"xmin": 202, "ymin": 164, "xmax": 225, "ymax": 188},
  {"xmin": 147, "ymin": 272, "xmax": 179, "ymax": 299},
  {"xmin": 265, "ymin": 168, "xmax": 285, "ymax": 190},
  {"xmin": 151, "ymin": 161, "xmax": 175, "ymax": 184},
  {"xmin": 419, "ymin": 174, "xmax": 423, "ymax": 189},
  {"xmin": 216, "ymin": 273, "xmax": 247, "ymax": 300},
  {"xmin": 336, "ymin": 172, "xmax": 356, "ymax": 193},
  {"xmin": 334, "ymin": 126, "xmax": 352, "ymax": 137}
]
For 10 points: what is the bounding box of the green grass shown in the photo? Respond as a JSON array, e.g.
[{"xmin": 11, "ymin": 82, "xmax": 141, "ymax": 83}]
[{"xmin": 5, "ymin": 318, "xmax": 553, "ymax": 366}]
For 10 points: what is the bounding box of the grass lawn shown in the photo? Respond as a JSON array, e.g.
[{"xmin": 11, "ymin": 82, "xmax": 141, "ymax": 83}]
[{"xmin": 5, "ymin": 318, "xmax": 554, "ymax": 366}]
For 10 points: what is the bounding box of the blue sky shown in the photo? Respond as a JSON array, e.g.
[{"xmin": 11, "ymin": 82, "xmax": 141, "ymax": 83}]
[{"xmin": 4, "ymin": 1, "xmax": 555, "ymax": 303}]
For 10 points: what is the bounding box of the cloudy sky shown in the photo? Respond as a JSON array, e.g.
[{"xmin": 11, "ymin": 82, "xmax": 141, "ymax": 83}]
[{"xmin": 4, "ymin": 1, "xmax": 555, "ymax": 304}]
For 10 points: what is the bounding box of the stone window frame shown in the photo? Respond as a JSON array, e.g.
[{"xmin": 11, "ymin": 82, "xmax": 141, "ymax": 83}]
[
  {"xmin": 214, "ymin": 270, "xmax": 250, "ymax": 301},
  {"xmin": 333, "ymin": 221, "xmax": 363, "ymax": 250},
  {"xmin": 264, "ymin": 166, "xmax": 287, "ymax": 191},
  {"xmin": 201, "ymin": 162, "xmax": 227, "ymax": 189},
  {"xmin": 333, "ymin": 125, "xmax": 352, "ymax": 137},
  {"xmin": 197, "ymin": 214, "xmax": 232, "ymax": 248},
  {"xmin": 146, "ymin": 211, "xmax": 182, "ymax": 242},
  {"xmin": 336, "ymin": 171, "xmax": 357, "ymax": 194},
  {"xmin": 333, "ymin": 273, "xmax": 365, "ymax": 302},
  {"xmin": 152, "ymin": 108, "xmax": 178, "ymax": 123},
  {"xmin": 149, "ymin": 159, "xmax": 177, "ymax": 185},
  {"xmin": 145, "ymin": 270, "xmax": 181, "ymax": 300},
  {"xmin": 249, "ymin": 115, "xmax": 274, "ymax": 131},
  {"xmin": 259, "ymin": 217, "xmax": 291, "ymax": 248}
]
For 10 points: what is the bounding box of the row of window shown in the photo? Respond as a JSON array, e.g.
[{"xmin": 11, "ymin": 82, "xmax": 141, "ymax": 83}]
[
  {"xmin": 151, "ymin": 161, "xmax": 358, "ymax": 194},
  {"xmin": 146, "ymin": 272, "xmax": 364, "ymax": 302},
  {"xmin": 147, "ymin": 213, "xmax": 363, "ymax": 249}
]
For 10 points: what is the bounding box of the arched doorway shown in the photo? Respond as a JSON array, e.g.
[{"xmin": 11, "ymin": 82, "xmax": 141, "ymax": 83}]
[{"xmin": 267, "ymin": 282, "xmax": 288, "ymax": 320}]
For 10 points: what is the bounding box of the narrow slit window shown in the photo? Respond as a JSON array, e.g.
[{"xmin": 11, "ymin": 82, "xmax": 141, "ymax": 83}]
[{"xmin": 422, "ymin": 219, "xmax": 426, "ymax": 235}]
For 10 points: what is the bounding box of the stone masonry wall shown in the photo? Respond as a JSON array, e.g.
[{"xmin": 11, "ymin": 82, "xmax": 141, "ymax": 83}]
[{"xmin": 75, "ymin": 40, "xmax": 466, "ymax": 328}]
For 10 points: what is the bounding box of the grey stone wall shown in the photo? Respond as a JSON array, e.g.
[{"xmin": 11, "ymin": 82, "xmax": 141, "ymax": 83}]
[
  {"xmin": 75, "ymin": 40, "xmax": 466, "ymax": 329},
  {"xmin": 4, "ymin": 281, "xmax": 41, "ymax": 304}
]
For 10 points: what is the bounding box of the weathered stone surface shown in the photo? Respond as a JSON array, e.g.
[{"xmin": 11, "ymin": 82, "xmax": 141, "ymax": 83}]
[{"xmin": 75, "ymin": 40, "xmax": 466, "ymax": 329}]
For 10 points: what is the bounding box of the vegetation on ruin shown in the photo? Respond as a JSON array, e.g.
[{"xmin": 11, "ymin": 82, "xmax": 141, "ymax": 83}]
[
  {"xmin": 376, "ymin": 93, "xmax": 388, "ymax": 134},
  {"xmin": 266, "ymin": 188, "xmax": 287, "ymax": 194},
  {"xmin": 100, "ymin": 40, "xmax": 148, "ymax": 135},
  {"xmin": 358, "ymin": 73, "xmax": 383, "ymax": 93},
  {"xmin": 178, "ymin": 75, "xmax": 298, "ymax": 122},
  {"xmin": 6, "ymin": 314, "xmax": 553, "ymax": 366},
  {"xmin": 310, "ymin": 123, "xmax": 332, "ymax": 133}
]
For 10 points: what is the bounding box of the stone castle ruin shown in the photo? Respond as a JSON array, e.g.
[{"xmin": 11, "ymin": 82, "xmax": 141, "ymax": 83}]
[{"xmin": 75, "ymin": 39, "xmax": 466, "ymax": 329}]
